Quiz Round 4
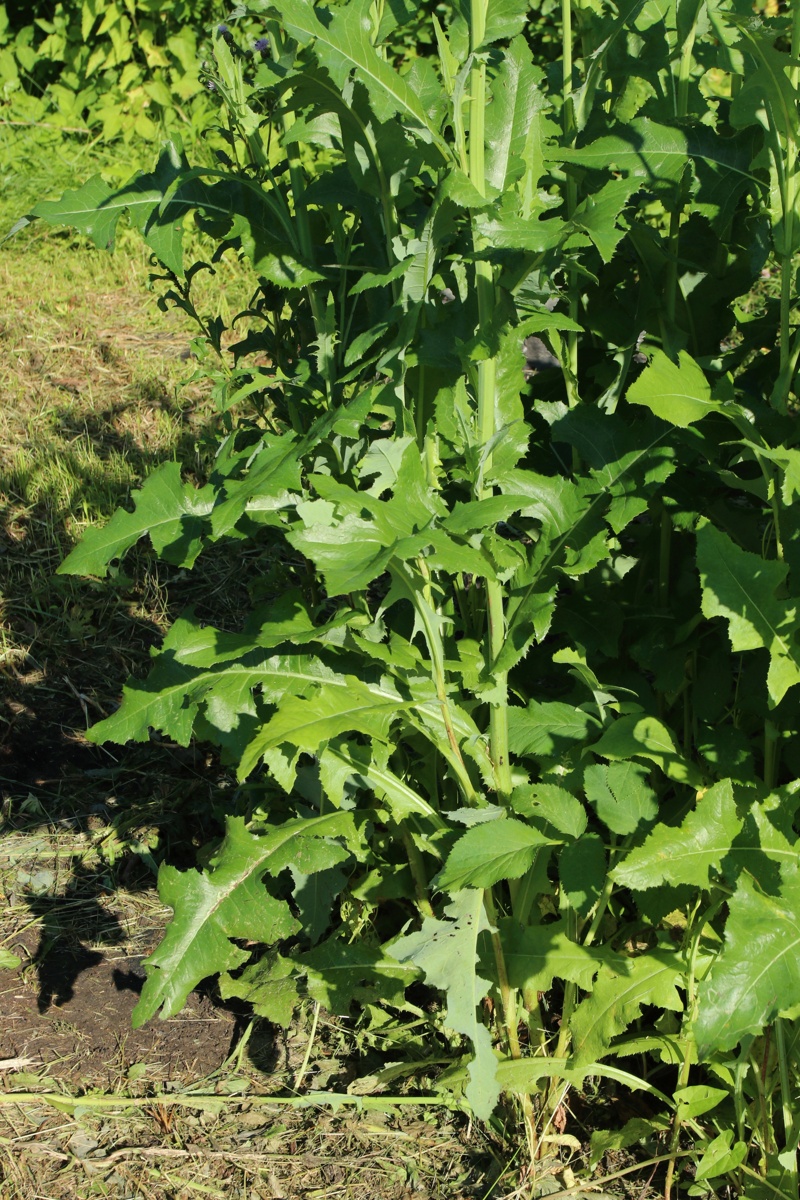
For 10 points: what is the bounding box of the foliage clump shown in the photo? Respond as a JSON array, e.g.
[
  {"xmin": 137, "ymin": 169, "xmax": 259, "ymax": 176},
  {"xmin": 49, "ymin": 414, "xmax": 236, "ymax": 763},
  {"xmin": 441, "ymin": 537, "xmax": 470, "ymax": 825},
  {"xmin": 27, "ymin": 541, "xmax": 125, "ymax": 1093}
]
[{"xmin": 19, "ymin": 1, "xmax": 800, "ymax": 1194}]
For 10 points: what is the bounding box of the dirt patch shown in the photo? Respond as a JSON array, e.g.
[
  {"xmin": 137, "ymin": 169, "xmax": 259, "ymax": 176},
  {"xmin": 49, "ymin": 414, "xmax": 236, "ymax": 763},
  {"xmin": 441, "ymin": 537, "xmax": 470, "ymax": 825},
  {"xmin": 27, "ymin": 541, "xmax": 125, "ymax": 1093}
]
[{"xmin": 0, "ymin": 952, "xmax": 241, "ymax": 1090}]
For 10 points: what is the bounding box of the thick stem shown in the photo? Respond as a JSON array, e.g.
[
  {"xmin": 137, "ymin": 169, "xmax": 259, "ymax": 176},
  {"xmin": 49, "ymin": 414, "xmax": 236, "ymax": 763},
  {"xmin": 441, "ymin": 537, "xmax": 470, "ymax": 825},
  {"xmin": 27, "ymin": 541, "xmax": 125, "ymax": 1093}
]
[
  {"xmin": 267, "ymin": 24, "xmax": 332, "ymax": 396},
  {"xmin": 399, "ymin": 821, "xmax": 435, "ymax": 919},
  {"xmin": 415, "ymin": 558, "xmax": 481, "ymax": 805},
  {"xmin": 781, "ymin": 8, "xmax": 800, "ymax": 397},
  {"xmin": 484, "ymin": 889, "xmax": 521, "ymax": 1060},
  {"xmin": 664, "ymin": 893, "xmax": 725, "ymax": 1200},
  {"xmin": 562, "ymin": 0, "xmax": 580, "ymax": 392},
  {"xmin": 763, "ymin": 5, "xmax": 800, "ymax": 409},
  {"xmin": 664, "ymin": 15, "xmax": 697, "ymax": 329},
  {"xmin": 468, "ymin": 0, "xmax": 512, "ymax": 803},
  {"xmin": 774, "ymin": 1019, "xmax": 799, "ymax": 1190}
]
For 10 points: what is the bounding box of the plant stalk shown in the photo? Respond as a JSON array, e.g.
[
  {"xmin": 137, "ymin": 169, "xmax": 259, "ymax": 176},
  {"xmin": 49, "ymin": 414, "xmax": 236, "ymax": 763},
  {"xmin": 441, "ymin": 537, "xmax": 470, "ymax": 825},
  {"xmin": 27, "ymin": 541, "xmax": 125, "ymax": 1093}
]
[
  {"xmin": 267, "ymin": 23, "xmax": 332, "ymax": 397},
  {"xmin": 778, "ymin": 8, "xmax": 800, "ymax": 404},
  {"xmin": 664, "ymin": 892, "xmax": 725, "ymax": 1200},
  {"xmin": 468, "ymin": 0, "xmax": 512, "ymax": 803},
  {"xmin": 774, "ymin": 1018, "xmax": 799, "ymax": 1191},
  {"xmin": 562, "ymin": 0, "xmax": 580, "ymax": 392},
  {"xmin": 664, "ymin": 8, "xmax": 698, "ymax": 328},
  {"xmin": 484, "ymin": 888, "xmax": 538, "ymax": 1154},
  {"xmin": 399, "ymin": 820, "xmax": 435, "ymax": 919}
]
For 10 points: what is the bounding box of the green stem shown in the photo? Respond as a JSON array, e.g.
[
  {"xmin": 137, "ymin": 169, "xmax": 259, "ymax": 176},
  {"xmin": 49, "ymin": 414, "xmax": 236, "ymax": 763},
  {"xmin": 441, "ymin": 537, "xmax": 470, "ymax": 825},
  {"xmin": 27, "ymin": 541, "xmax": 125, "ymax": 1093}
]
[
  {"xmin": 664, "ymin": 11, "xmax": 698, "ymax": 329},
  {"xmin": 484, "ymin": 889, "xmax": 539, "ymax": 1156},
  {"xmin": 294, "ymin": 1001, "xmax": 320, "ymax": 1090},
  {"xmin": 414, "ymin": 558, "xmax": 481, "ymax": 805},
  {"xmin": 582, "ymin": 864, "xmax": 617, "ymax": 949},
  {"xmin": 267, "ymin": 23, "xmax": 331, "ymax": 397},
  {"xmin": 750, "ymin": 1046, "xmax": 774, "ymax": 1155},
  {"xmin": 468, "ymin": 0, "xmax": 512, "ymax": 803},
  {"xmin": 483, "ymin": 889, "xmax": 521, "ymax": 1058},
  {"xmin": 399, "ymin": 820, "xmax": 435, "ymax": 919},
  {"xmin": 774, "ymin": 1019, "xmax": 798, "ymax": 1189},
  {"xmin": 780, "ymin": 8, "xmax": 800, "ymax": 400},
  {"xmin": 664, "ymin": 892, "xmax": 725, "ymax": 1200},
  {"xmin": 758, "ymin": 5, "xmax": 800, "ymax": 410},
  {"xmin": 562, "ymin": 0, "xmax": 579, "ymax": 393}
]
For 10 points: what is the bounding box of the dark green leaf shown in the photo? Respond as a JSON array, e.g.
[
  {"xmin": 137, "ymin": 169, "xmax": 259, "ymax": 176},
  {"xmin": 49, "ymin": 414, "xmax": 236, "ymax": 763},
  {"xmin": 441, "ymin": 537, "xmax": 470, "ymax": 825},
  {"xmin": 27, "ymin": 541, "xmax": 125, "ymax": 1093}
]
[{"xmin": 435, "ymin": 818, "xmax": 557, "ymax": 892}]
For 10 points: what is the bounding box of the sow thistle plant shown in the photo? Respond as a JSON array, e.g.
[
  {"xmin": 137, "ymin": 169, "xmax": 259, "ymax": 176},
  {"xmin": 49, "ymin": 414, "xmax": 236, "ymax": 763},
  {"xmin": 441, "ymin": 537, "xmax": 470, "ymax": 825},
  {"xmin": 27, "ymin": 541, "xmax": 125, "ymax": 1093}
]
[{"xmin": 17, "ymin": 0, "xmax": 800, "ymax": 1191}]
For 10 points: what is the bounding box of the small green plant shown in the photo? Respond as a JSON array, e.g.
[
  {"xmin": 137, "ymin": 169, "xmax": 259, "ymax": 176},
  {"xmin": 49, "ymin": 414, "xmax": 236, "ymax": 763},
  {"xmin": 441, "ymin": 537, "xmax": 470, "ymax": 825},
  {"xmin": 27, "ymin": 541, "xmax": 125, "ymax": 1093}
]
[
  {"xmin": 17, "ymin": 0, "xmax": 800, "ymax": 1192},
  {"xmin": 0, "ymin": 0, "xmax": 224, "ymax": 143}
]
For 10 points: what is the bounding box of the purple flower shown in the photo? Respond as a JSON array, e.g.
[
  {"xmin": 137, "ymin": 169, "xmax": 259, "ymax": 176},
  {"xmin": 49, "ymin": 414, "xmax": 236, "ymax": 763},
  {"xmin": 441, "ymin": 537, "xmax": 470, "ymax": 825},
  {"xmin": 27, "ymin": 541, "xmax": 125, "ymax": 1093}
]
[
  {"xmin": 217, "ymin": 23, "xmax": 229, "ymax": 33},
  {"xmin": 254, "ymin": 36, "xmax": 269, "ymax": 52}
]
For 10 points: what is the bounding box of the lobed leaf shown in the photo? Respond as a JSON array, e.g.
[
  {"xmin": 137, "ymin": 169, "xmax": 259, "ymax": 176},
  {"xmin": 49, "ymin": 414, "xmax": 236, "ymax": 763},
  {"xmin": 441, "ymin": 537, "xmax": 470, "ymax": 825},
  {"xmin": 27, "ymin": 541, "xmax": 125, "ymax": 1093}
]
[
  {"xmin": 569, "ymin": 947, "xmax": 684, "ymax": 1067},
  {"xmin": 696, "ymin": 870, "xmax": 800, "ymax": 1055},
  {"xmin": 58, "ymin": 462, "xmax": 214, "ymax": 577},
  {"xmin": 696, "ymin": 522, "xmax": 800, "ymax": 707},
  {"xmin": 612, "ymin": 780, "xmax": 741, "ymax": 891},
  {"xmin": 392, "ymin": 890, "xmax": 500, "ymax": 1120},
  {"xmin": 133, "ymin": 813, "xmax": 357, "ymax": 1025}
]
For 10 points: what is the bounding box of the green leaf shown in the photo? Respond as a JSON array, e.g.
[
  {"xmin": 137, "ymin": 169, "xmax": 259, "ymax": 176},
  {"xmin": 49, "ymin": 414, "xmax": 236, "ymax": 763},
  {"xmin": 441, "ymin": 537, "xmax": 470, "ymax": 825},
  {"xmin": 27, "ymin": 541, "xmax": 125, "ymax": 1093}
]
[
  {"xmin": 502, "ymin": 918, "xmax": 621, "ymax": 997},
  {"xmin": 434, "ymin": 818, "xmax": 557, "ymax": 892},
  {"xmin": 30, "ymin": 144, "xmax": 194, "ymax": 275},
  {"xmin": 0, "ymin": 949, "xmax": 21, "ymax": 970},
  {"xmin": 696, "ymin": 870, "xmax": 800, "ymax": 1055},
  {"xmin": 86, "ymin": 629, "xmax": 343, "ymax": 753},
  {"xmin": 613, "ymin": 780, "xmax": 741, "ymax": 891},
  {"xmin": 696, "ymin": 522, "xmax": 800, "ymax": 707},
  {"xmin": 58, "ymin": 462, "xmax": 213, "ymax": 577},
  {"xmin": 583, "ymin": 762, "xmax": 658, "ymax": 836},
  {"xmin": 210, "ymin": 432, "xmax": 302, "ymax": 538},
  {"xmin": 560, "ymin": 834, "xmax": 606, "ymax": 917},
  {"xmin": 590, "ymin": 1116, "xmax": 670, "ymax": 1168},
  {"xmin": 570, "ymin": 177, "xmax": 640, "ymax": 264},
  {"xmin": 31, "ymin": 173, "xmax": 118, "ymax": 249},
  {"xmin": 496, "ymin": 1057, "xmax": 675, "ymax": 1106},
  {"xmin": 481, "ymin": 0, "xmax": 530, "ymax": 45},
  {"xmin": 626, "ymin": 349, "xmax": 717, "ymax": 427},
  {"xmin": 133, "ymin": 813, "xmax": 359, "ymax": 1025},
  {"xmin": 508, "ymin": 700, "xmax": 597, "ymax": 758},
  {"xmin": 589, "ymin": 714, "xmax": 703, "ymax": 788},
  {"xmin": 694, "ymin": 1131, "xmax": 748, "ymax": 1181},
  {"xmin": 511, "ymin": 783, "xmax": 588, "ymax": 840},
  {"xmin": 569, "ymin": 947, "xmax": 684, "ymax": 1066},
  {"xmin": 674, "ymin": 1085, "xmax": 728, "ymax": 1121},
  {"xmin": 288, "ymin": 442, "xmax": 488, "ymax": 596},
  {"xmin": 239, "ymin": 676, "xmax": 405, "ymax": 778},
  {"xmin": 392, "ymin": 890, "xmax": 500, "ymax": 1120},
  {"xmin": 301, "ymin": 938, "xmax": 417, "ymax": 1012},
  {"xmin": 276, "ymin": 0, "xmax": 446, "ymax": 148},
  {"xmin": 219, "ymin": 951, "xmax": 299, "ymax": 1028},
  {"xmin": 290, "ymin": 862, "xmax": 350, "ymax": 946},
  {"xmin": 556, "ymin": 118, "xmax": 688, "ymax": 195},
  {"xmin": 484, "ymin": 38, "xmax": 545, "ymax": 194}
]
